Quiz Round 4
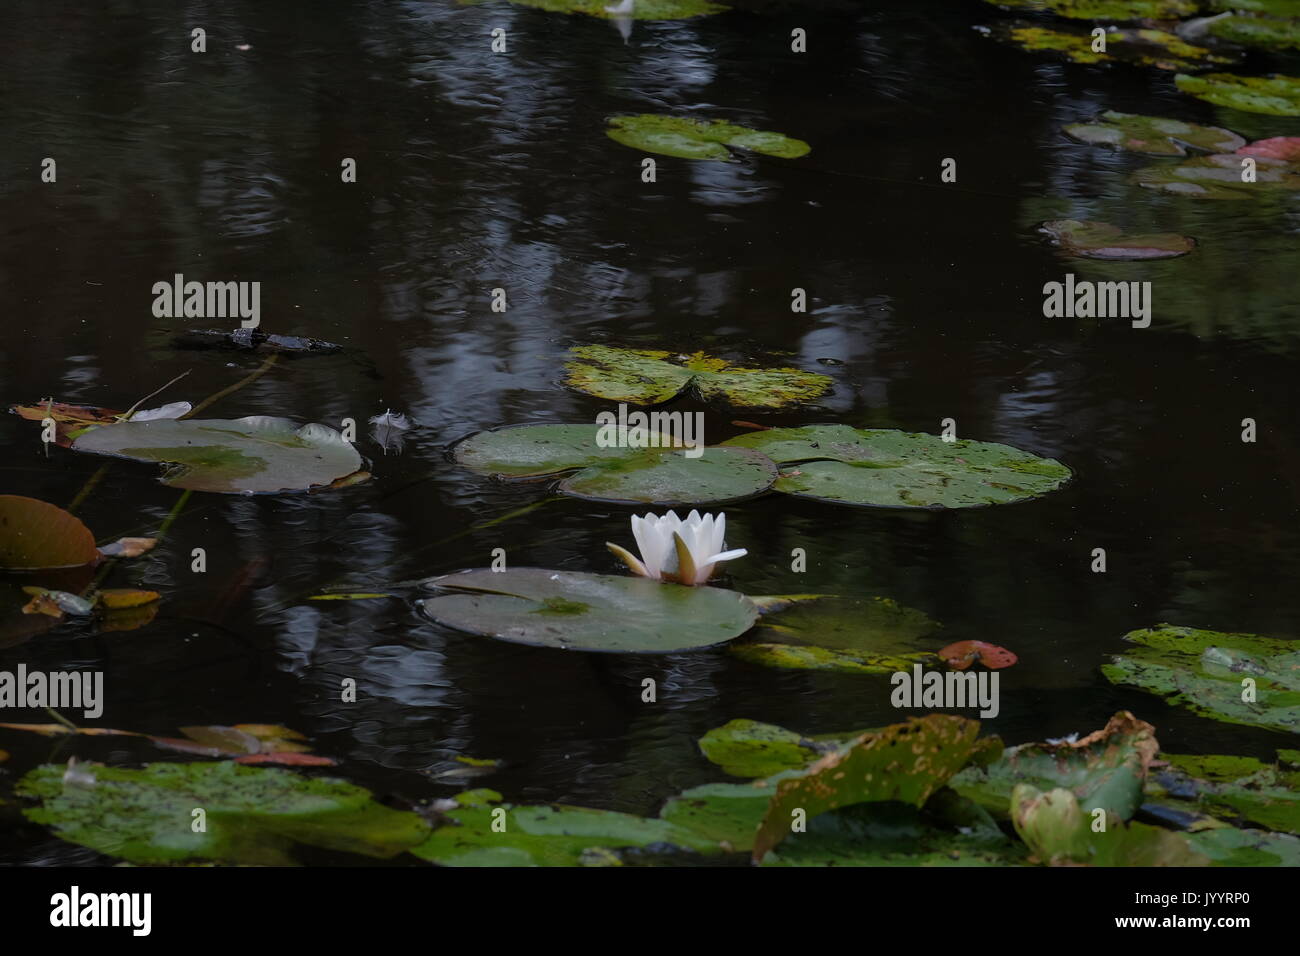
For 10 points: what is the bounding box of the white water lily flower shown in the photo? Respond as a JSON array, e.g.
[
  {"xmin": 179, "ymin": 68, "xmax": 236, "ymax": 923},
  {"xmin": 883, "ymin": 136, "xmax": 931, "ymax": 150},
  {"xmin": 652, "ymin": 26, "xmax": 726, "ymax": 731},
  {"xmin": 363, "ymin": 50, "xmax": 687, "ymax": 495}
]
[{"xmin": 607, "ymin": 510, "xmax": 747, "ymax": 586}]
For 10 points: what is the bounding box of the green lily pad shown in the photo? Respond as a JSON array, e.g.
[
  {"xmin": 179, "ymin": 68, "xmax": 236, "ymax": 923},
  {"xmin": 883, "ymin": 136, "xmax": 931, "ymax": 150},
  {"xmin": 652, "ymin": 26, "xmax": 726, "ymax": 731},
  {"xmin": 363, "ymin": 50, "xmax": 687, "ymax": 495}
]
[
  {"xmin": 721, "ymin": 425, "xmax": 1071, "ymax": 509},
  {"xmin": 453, "ymin": 424, "xmax": 778, "ymax": 507},
  {"xmin": 509, "ymin": 0, "xmax": 726, "ymax": 19},
  {"xmin": 1011, "ymin": 784, "xmax": 1207, "ymax": 865},
  {"xmin": 1064, "ymin": 110, "xmax": 1245, "ymax": 156},
  {"xmin": 1176, "ymin": 72, "xmax": 1300, "ymax": 115},
  {"xmin": 1206, "ymin": 13, "xmax": 1300, "ymax": 51},
  {"xmin": 70, "ymin": 416, "xmax": 363, "ymax": 494},
  {"xmin": 17, "ymin": 761, "xmax": 430, "ymax": 865},
  {"xmin": 763, "ymin": 800, "xmax": 1028, "ymax": 867},
  {"xmin": 1101, "ymin": 624, "xmax": 1300, "ymax": 734},
  {"xmin": 606, "ymin": 116, "xmax": 810, "ymax": 161},
  {"xmin": 950, "ymin": 712, "xmax": 1159, "ymax": 822},
  {"xmin": 416, "ymin": 568, "xmax": 759, "ymax": 653},
  {"xmin": 982, "ymin": 0, "xmax": 1198, "ymax": 17},
  {"xmin": 748, "ymin": 594, "xmax": 941, "ymax": 651},
  {"xmin": 697, "ymin": 719, "xmax": 847, "ymax": 778},
  {"xmin": 658, "ymin": 782, "xmax": 771, "ymax": 850},
  {"xmin": 1151, "ymin": 752, "xmax": 1300, "ymax": 834},
  {"xmin": 1040, "ymin": 219, "xmax": 1195, "ymax": 260},
  {"xmin": 412, "ymin": 789, "xmax": 723, "ymax": 867},
  {"xmin": 1133, "ymin": 151, "xmax": 1300, "ymax": 198},
  {"xmin": 985, "ymin": 22, "xmax": 1235, "ymax": 70},
  {"xmin": 752, "ymin": 715, "xmax": 1002, "ymax": 861},
  {"xmin": 564, "ymin": 345, "xmax": 832, "ymax": 408},
  {"xmin": 1210, "ymin": 0, "xmax": 1300, "ymax": 13},
  {"xmin": 1188, "ymin": 826, "xmax": 1300, "ymax": 865}
]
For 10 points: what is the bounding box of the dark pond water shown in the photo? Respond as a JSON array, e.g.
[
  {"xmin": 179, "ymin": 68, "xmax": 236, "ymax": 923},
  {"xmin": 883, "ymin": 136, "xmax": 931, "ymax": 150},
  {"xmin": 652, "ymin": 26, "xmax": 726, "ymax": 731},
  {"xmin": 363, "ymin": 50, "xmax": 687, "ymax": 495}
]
[{"xmin": 2, "ymin": 0, "xmax": 1299, "ymax": 864}]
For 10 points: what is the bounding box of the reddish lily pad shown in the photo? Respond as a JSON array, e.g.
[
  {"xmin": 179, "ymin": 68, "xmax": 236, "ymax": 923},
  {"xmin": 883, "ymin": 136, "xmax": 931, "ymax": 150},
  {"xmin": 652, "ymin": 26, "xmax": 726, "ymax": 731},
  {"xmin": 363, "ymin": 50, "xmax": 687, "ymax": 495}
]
[{"xmin": 939, "ymin": 640, "xmax": 1019, "ymax": 670}]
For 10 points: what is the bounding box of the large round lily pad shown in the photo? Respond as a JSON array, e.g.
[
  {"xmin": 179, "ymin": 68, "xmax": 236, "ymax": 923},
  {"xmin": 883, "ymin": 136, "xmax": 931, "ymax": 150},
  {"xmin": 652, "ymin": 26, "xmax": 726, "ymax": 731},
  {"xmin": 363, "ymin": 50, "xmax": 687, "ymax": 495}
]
[
  {"xmin": 983, "ymin": 22, "xmax": 1234, "ymax": 70},
  {"xmin": 417, "ymin": 568, "xmax": 759, "ymax": 653},
  {"xmin": 1133, "ymin": 152, "xmax": 1300, "ymax": 199},
  {"xmin": 721, "ymin": 425, "xmax": 1071, "ymax": 509},
  {"xmin": 564, "ymin": 345, "xmax": 833, "ymax": 408},
  {"xmin": 17, "ymin": 761, "xmax": 429, "ymax": 865},
  {"xmin": 1175, "ymin": 72, "xmax": 1300, "ymax": 116},
  {"xmin": 1206, "ymin": 13, "xmax": 1300, "ymax": 51},
  {"xmin": 606, "ymin": 116, "xmax": 810, "ymax": 161},
  {"xmin": 1064, "ymin": 111, "xmax": 1245, "ymax": 156},
  {"xmin": 454, "ymin": 424, "xmax": 778, "ymax": 506},
  {"xmin": 70, "ymin": 416, "xmax": 363, "ymax": 494},
  {"xmin": 0, "ymin": 495, "xmax": 99, "ymax": 570}
]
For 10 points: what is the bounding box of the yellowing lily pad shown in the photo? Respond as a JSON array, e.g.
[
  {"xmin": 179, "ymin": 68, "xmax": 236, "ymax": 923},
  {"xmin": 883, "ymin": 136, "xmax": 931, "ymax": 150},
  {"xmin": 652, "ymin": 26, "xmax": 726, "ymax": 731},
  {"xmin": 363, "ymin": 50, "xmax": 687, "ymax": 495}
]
[
  {"xmin": 453, "ymin": 423, "xmax": 778, "ymax": 507},
  {"xmin": 1102, "ymin": 624, "xmax": 1300, "ymax": 733},
  {"xmin": 721, "ymin": 425, "xmax": 1071, "ymax": 509},
  {"xmin": 1040, "ymin": 219, "xmax": 1195, "ymax": 259},
  {"xmin": 70, "ymin": 417, "xmax": 363, "ymax": 494},
  {"xmin": 606, "ymin": 116, "xmax": 810, "ymax": 161},
  {"xmin": 985, "ymin": 22, "xmax": 1234, "ymax": 70},
  {"xmin": 0, "ymin": 496, "xmax": 99, "ymax": 571},
  {"xmin": 1064, "ymin": 111, "xmax": 1246, "ymax": 156},
  {"xmin": 1134, "ymin": 151, "xmax": 1300, "ymax": 198},
  {"xmin": 417, "ymin": 568, "xmax": 759, "ymax": 653},
  {"xmin": 1175, "ymin": 72, "xmax": 1300, "ymax": 115},
  {"xmin": 564, "ymin": 345, "xmax": 833, "ymax": 408}
]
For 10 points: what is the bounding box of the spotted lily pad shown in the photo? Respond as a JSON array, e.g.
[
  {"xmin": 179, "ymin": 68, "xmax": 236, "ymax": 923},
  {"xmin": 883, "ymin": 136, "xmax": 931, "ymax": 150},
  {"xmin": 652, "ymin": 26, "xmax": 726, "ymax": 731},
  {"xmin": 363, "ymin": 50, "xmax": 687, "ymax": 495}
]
[
  {"xmin": 1040, "ymin": 220, "xmax": 1195, "ymax": 259},
  {"xmin": 1101, "ymin": 624, "xmax": 1300, "ymax": 734},
  {"xmin": 606, "ymin": 115, "xmax": 810, "ymax": 161},
  {"xmin": 416, "ymin": 568, "xmax": 759, "ymax": 653},
  {"xmin": 564, "ymin": 345, "xmax": 832, "ymax": 408},
  {"xmin": 697, "ymin": 719, "xmax": 870, "ymax": 778},
  {"xmin": 1175, "ymin": 72, "xmax": 1300, "ymax": 115},
  {"xmin": 981, "ymin": 0, "xmax": 1198, "ymax": 17},
  {"xmin": 752, "ymin": 715, "xmax": 1002, "ymax": 860},
  {"xmin": 950, "ymin": 712, "xmax": 1159, "ymax": 821},
  {"xmin": 721, "ymin": 425, "xmax": 1071, "ymax": 509},
  {"xmin": 508, "ymin": 0, "xmax": 726, "ymax": 19},
  {"xmin": 1063, "ymin": 111, "xmax": 1246, "ymax": 155},
  {"xmin": 453, "ymin": 424, "xmax": 777, "ymax": 506},
  {"xmin": 983, "ymin": 22, "xmax": 1234, "ymax": 70},
  {"xmin": 17, "ymin": 761, "xmax": 429, "ymax": 865},
  {"xmin": 1206, "ymin": 12, "xmax": 1300, "ymax": 50},
  {"xmin": 1134, "ymin": 151, "xmax": 1300, "ymax": 198},
  {"xmin": 70, "ymin": 416, "xmax": 363, "ymax": 494}
]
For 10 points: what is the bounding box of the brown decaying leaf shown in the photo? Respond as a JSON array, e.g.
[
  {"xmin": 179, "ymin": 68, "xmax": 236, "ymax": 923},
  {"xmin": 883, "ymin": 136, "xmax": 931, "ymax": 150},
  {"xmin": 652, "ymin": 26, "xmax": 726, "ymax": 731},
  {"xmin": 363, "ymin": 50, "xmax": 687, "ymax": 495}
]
[
  {"xmin": 96, "ymin": 589, "xmax": 161, "ymax": 610},
  {"xmin": 97, "ymin": 602, "xmax": 160, "ymax": 632},
  {"xmin": 233, "ymin": 752, "xmax": 338, "ymax": 766},
  {"xmin": 10, "ymin": 402, "xmax": 122, "ymax": 425},
  {"xmin": 937, "ymin": 639, "xmax": 1019, "ymax": 670},
  {"xmin": 0, "ymin": 495, "xmax": 100, "ymax": 571},
  {"xmin": 0, "ymin": 723, "xmax": 142, "ymax": 738},
  {"xmin": 21, "ymin": 592, "xmax": 64, "ymax": 619}
]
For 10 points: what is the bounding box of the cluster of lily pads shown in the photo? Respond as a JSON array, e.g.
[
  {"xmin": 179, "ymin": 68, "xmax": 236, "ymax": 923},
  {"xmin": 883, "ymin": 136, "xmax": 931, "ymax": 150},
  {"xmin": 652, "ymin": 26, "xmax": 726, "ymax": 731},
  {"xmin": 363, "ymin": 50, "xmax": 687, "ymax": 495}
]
[
  {"xmin": 979, "ymin": 0, "xmax": 1300, "ymax": 114},
  {"xmin": 11, "ymin": 710, "xmax": 1299, "ymax": 866}
]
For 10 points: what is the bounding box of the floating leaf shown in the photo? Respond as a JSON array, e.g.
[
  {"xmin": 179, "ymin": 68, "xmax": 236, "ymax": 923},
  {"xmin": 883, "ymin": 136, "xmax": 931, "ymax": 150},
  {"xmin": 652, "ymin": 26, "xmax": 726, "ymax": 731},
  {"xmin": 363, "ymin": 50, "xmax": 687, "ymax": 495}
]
[
  {"xmin": 731, "ymin": 642, "xmax": 934, "ymax": 675},
  {"xmin": 658, "ymin": 783, "xmax": 770, "ymax": 851},
  {"xmin": 1150, "ymin": 752, "xmax": 1300, "ymax": 834},
  {"xmin": 10, "ymin": 402, "xmax": 122, "ymax": 425},
  {"xmin": 454, "ymin": 424, "xmax": 777, "ymax": 507},
  {"xmin": 697, "ymin": 719, "xmax": 841, "ymax": 778},
  {"xmin": 981, "ymin": 0, "xmax": 1198, "ymax": 17},
  {"xmin": 1039, "ymin": 219, "xmax": 1195, "ymax": 260},
  {"xmin": 1237, "ymin": 135, "xmax": 1300, "ymax": 160},
  {"xmin": 96, "ymin": 589, "xmax": 160, "ymax": 610},
  {"xmin": 70, "ymin": 416, "xmax": 363, "ymax": 494},
  {"xmin": 1011, "ymin": 784, "xmax": 1207, "ymax": 865},
  {"xmin": 1063, "ymin": 111, "xmax": 1245, "ymax": 155},
  {"xmin": 508, "ymin": 0, "xmax": 726, "ymax": 19},
  {"xmin": 950, "ymin": 712, "xmax": 1159, "ymax": 821},
  {"xmin": 751, "ymin": 715, "xmax": 1001, "ymax": 861},
  {"xmin": 97, "ymin": 537, "xmax": 157, "ymax": 559},
  {"xmin": 0, "ymin": 496, "xmax": 99, "ymax": 570},
  {"xmin": 17, "ymin": 761, "xmax": 429, "ymax": 865},
  {"xmin": 1209, "ymin": 0, "xmax": 1300, "ymax": 13},
  {"xmin": 234, "ymin": 753, "xmax": 337, "ymax": 767},
  {"xmin": 22, "ymin": 587, "xmax": 94, "ymax": 617},
  {"xmin": 938, "ymin": 640, "xmax": 1019, "ymax": 670},
  {"xmin": 564, "ymin": 345, "xmax": 832, "ymax": 408},
  {"xmin": 722, "ymin": 425, "xmax": 1071, "ymax": 509},
  {"xmin": 173, "ymin": 329, "xmax": 343, "ymax": 354},
  {"xmin": 1206, "ymin": 12, "xmax": 1300, "ymax": 50},
  {"xmin": 178, "ymin": 725, "xmax": 262, "ymax": 755},
  {"xmin": 984, "ymin": 22, "xmax": 1234, "ymax": 70},
  {"xmin": 412, "ymin": 789, "xmax": 721, "ymax": 867},
  {"xmin": 1134, "ymin": 151, "xmax": 1300, "ymax": 198},
  {"xmin": 97, "ymin": 602, "xmax": 160, "ymax": 633},
  {"xmin": 1188, "ymin": 826, "xmax": 1300, "ymax": 866},
  {"xmin": 606, "ymin": 115, "xmax": 810, "ymax": 161},
  {"xmin": 1176, "ymin": 72, "xmax": 1300, "ymax": 115},
  {"xmin": 416, "ymin": 568, "xmax": 759, "ymax": 653},
  {"xmin": 1102, "ymin": 624, "xmax": 1300, "ymax": 733}
]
